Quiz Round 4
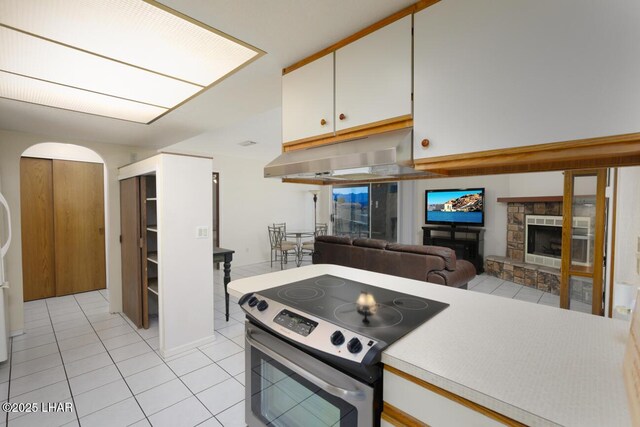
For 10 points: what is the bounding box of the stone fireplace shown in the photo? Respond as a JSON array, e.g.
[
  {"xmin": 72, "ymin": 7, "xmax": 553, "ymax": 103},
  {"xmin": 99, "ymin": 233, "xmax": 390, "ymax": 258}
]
[
  {"xmin": 485, "ymin": 197, "xmax": 595, "ymax": 302},
  {"xmin": 486, "ymin": 198, "xmax": 563, "ymax": 295}
]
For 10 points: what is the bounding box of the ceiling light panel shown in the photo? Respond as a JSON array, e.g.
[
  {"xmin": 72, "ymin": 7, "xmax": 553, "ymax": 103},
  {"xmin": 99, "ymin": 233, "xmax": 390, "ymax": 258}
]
[
  {"xmin": 0, "ymin": 0, "xmax": 261, "ymax": 86},
  {"xmin": 0, "ymin": 27, "xmax": 201, "ymax": 108},
  {"xmin": 0, "ymin": 71, "xmax": 167, "ymax": 123},
  {"xmin": 0, "ymin": 0, "xmax": 263, "ymax": 123}
]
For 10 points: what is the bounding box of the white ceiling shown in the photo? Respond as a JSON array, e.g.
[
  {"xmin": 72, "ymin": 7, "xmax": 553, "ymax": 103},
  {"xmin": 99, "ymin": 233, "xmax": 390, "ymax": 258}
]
[{"xmin": 0, "ymin": 0, "xmax": 415, "ymax": 149}]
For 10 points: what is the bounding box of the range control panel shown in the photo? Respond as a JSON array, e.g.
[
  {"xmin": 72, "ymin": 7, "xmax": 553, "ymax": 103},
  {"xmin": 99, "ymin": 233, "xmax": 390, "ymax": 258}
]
[
  {"xmin": 274, "ymin": 309, "xmax": 318, "ymax": 337},
  {"xmin": 239, "ymin": 292, "xmax": 382, "ymax": 365}
]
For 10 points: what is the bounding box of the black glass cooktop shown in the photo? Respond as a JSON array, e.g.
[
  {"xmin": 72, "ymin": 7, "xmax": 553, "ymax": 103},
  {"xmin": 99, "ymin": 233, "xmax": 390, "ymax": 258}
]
[{"xmin": 258, "ymin": 274, "xmax": 449, "ymax": 345}]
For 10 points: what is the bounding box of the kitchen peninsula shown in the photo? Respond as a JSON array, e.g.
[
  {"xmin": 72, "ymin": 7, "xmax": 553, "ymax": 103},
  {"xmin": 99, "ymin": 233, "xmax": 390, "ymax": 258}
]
[{"xmin": 229, "ymin": 265, "xmax": 631, "ymax": 427}]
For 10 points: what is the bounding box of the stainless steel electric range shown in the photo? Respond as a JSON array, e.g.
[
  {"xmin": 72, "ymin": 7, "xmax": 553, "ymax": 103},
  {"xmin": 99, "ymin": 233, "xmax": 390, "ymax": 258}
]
[{"xmin": 240, "ymin": 274, "xmax": 449, "ymax": 427}]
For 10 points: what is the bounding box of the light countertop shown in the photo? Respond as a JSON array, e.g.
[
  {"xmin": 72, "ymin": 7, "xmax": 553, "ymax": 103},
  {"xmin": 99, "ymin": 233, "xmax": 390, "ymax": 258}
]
[{"xmin": 228, "ymin": 264, "xmax": 631, "ymax": 427}]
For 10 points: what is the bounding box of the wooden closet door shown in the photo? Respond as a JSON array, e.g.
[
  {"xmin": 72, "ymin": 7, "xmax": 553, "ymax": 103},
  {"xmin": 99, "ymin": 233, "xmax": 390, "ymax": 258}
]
[
  {"xmin": 53, "ymin": 160, "xmax": 106, "ymax": 295},
  {"xmin": 20, "ymin": 158, "xmax": 56, "ymax": 301},
  {"xmin": 120, "ymin": 177, "xmax": 143, "ymax": 327}
]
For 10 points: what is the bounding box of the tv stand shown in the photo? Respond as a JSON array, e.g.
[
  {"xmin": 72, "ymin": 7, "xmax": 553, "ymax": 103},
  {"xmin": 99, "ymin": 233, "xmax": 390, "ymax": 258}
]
[{"xmin": 422, "ymin": 226, "xmax": 484, "ymax": 274}]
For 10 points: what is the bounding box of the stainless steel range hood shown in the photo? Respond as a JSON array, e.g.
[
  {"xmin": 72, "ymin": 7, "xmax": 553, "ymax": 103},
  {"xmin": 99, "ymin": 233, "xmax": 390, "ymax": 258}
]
[{"xmin": 264, "ymin": 129, "xmax": 430, "ymax": 182}]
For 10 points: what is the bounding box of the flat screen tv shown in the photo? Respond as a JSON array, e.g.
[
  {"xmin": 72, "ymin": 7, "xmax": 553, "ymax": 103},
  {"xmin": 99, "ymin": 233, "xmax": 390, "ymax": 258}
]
[{"xmin": 425, "ymin": 188, "xmax": 485, "ymax": 227}]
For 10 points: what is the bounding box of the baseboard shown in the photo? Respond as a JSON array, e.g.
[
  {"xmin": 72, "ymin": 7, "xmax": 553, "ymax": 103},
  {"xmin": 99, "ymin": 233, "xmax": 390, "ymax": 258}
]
[
  {"xmin": 10, "ymin": 329, "xmax": 24, "ymax": 338},
  {"xmin": 159, "ymin": 334, "xmax": 218, "ymax": 359}
]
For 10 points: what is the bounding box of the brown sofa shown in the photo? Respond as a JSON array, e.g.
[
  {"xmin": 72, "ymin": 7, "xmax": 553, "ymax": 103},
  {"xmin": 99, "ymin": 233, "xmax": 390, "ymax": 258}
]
[{"xmin": 312, "ymin": 235, "xmax": 476, "ymax": 289}]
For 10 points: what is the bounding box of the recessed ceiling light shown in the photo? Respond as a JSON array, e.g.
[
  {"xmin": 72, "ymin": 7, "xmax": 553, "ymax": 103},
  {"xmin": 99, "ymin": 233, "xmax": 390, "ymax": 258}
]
[{"xmin": 0, "ymin": 0, "xmax": 264, "ymax": 124}]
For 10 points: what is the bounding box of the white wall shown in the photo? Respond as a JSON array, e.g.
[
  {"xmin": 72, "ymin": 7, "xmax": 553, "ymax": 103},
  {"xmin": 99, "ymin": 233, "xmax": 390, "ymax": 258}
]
[
  {"xmin": 212, "ymin": 154, "xmax": 318, "ymax": 266},
  {"xmin": 615, "ymin": 167, "xmax": 640, "ymax": 290},
  {"xmin": 22, "ymin": 143, "xmax": 104, "ymax": 163},
  {"xmin": 508, "ymin": 172, "xmax": 563, "ymax": 197},
  {"xmin": 159, "ymin": 154, "xmax": 214, "ymax": 355},
  {"xmin": 0, "ymin": 129, "xmax": 152, "ymax": 335},
  {"xmin": 163, "ymin": 107, "xmax": 321, "ymax": 267}
]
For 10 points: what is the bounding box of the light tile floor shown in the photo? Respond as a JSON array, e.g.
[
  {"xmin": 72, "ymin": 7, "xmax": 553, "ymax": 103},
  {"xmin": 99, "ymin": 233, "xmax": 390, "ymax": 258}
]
[
  {"xmin": 1, "ymin": 258, "xmax": 586, "ymax": 426},
  {"xmin": 468, "ymin": 274, "xmax": 592, "ymax": 313}
]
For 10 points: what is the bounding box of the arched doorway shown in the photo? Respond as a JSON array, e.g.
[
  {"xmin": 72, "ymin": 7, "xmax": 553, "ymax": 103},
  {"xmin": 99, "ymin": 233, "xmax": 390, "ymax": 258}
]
[{"xmin": 20, "ymin": 143, "xmax": 108, "ymax": 300}]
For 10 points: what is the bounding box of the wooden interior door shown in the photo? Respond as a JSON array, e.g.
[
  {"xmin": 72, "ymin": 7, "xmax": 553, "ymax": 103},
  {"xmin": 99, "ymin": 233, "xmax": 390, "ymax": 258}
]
[
  {"xmin": 20, "ymin": 158, "xmax": 56, "ymax": 301},
  {"xmin": 53, "ymin": 160, "xmax": 106, "ymax": 296},
  {"xmin": 560, "ymin": 169, "xmax": 607, "ymax": 315},
  {"xmin": 120, "ymin": 177, "xmax": 143, "ymax": 327}
]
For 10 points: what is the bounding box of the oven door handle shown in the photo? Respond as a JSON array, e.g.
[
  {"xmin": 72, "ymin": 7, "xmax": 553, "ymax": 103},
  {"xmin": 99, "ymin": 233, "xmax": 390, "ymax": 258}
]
[{"xmin": 246, "ymin": 329, "xmax": 367, "ymax": 401}]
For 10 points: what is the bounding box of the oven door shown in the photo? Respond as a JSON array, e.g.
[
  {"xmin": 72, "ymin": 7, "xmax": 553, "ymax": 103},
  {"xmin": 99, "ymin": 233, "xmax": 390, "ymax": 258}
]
[{"xmin": 245, "ymin": 322, "xmax": 376, "ymax": 427}]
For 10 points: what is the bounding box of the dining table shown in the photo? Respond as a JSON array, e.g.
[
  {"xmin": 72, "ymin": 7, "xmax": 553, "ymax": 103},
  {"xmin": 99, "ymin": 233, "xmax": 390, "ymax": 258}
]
[{"xmin": 285, "ymin": 230, "xmax": 315, "ymax": 267}]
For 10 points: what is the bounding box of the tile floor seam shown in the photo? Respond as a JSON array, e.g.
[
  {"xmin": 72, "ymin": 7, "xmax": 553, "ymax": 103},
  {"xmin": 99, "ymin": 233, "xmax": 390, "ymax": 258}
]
[
  {"xmin": 73, "ymin": 294, "xmax": 152, "ymax": 425},
  {"xmin": 7, "ymin": 378, "xmax": 69, "ymax": 402},
  {"xmin": 156, "ymin": 351, "xmax": 215, "ymax": 420},
  {"xmin": 7, "ymin": 379, "xmax": 72, "ymax": 423},
  {"xmin": 77, "ymin": 394, "xmax": 133, "ymax": 422},
  {"xmin": 192, "ymin": 348, "xmax": 245, "ymax": 397},
  {"xmin": 193, "ymin": 415, "xmax": 217, "ymax": 426},
  {"xmin": 209, "ymin": 390, "xmax": 245, "ymax": 417},
  {"xmin": 101, "ymin": 336, "xmax": 146, "ymax": 352},
  {"xmin": 9, "ymin": 339, "xmax": 57, "ymax": 355},
  {"xmin": 9, "ymin": 360, "xmax": 64, "ymax": 382},
  {"xmin": 119, "ymin": 360, "xmax": 168, "ymax": 380},
  {"xmin": 71, "ymin": 376, "xmax": 123, "ymax": 399},
  {"xmin": 95, "ymin": 324, "xmax": 137, "ymax": 340},
  {"xmin": 43, "ymin": 297, "xmax": 81, "ymax": 426},
  {"xmin": 143, "ymin": 393, "xmax": 198, "ymax": 419},
  {"xmin": 127, "ymin": 372, "xmax": 177, "ymax": 397}
]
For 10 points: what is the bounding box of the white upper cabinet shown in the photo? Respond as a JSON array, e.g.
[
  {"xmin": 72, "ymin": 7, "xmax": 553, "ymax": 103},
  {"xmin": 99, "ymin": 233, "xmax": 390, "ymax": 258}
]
[
  {"xmin": 335, "ymin": 15, "xmax": 412, "ymax": 132},
  {"xmin": 282, "ymin": 53, "xmax": 334, "ymax": 144},
  {"xmin": 414, "ymin": 0, "xmax": 640, "ymax": 160}
]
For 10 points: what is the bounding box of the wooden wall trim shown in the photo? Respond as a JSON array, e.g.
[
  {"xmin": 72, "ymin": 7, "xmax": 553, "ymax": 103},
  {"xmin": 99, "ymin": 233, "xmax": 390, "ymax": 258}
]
[
  {"xmin": 282, "ymin": 0, "xmax": 440, "ymax": 75},
  {"xmin": 381, "ymin": 402, "xmax": 429, "ymax": 427},
  {"xmin": 283, "ymin": 116, "xmax": 413, "ymax": 152},
  {"xmin": 414, "ymin": 132, "xmax": 640, "ymax": 175},
  {"xmin": 608, "ymin": 168, "xmax": 618, "ymax": 318},
  {"xmin": 496, "ymin": 196, "xmax": 563, "ymax": 203},
  {"xmin": 384, "ymin": 365, "xmax": 527, "ymax": 427},
  {"xmin": 592, "ymin": 168, "xmax": 607, "ymax": 315},
  {"xmin": 281, "ymin": 178, "xmax": 327, "ymax": 185}
]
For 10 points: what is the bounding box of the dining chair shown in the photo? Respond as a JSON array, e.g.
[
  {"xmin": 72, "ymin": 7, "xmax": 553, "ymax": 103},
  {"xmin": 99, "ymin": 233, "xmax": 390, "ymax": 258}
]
[
  {"xmin": 301, "ymin": 223, "xmax": 329, "ymax": 259},
  {"xmin": 268, "ymin": 225, "xmax": 296, "ymax": 269},
  {"xmin": 273, "ymin": 222, "xmax": 296, "ymax": 245}
]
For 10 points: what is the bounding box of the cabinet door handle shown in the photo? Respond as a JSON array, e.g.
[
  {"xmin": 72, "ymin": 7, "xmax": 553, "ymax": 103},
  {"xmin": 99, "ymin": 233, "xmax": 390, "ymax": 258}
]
[
  {"xmin": 421, "ymin": 138, "xmax": 430, "ymax": 148},
  {"xmin": 320, "ymin": 118, "xmax": 327, "ymax": 126},
  {"xmin": 339, "ymin": 113, "xmax": 346, "ymax": 121}
]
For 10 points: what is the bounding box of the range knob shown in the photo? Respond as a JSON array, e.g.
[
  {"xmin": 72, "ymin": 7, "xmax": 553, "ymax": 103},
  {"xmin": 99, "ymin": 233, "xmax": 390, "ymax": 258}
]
[
  {"xmin": 256, "ymin": 300, "xmax": 269, "ymax": 312},
  {"xmin": 347, "ymin": 337, "xmax": 363, "ymax": 354},
  {"xmin": 247, "ymin": 296, "xmax": 259, "ymax": 307},
  {"xmin": 330, "ymin": 331, "xmax": 345, "ymax": 346}
]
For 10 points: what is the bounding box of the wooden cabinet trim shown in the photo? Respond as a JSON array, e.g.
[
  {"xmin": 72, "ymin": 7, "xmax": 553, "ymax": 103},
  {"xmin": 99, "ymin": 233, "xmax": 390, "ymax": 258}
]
[
  {"xmin": 413, "ymin": 132, "xmax": 640, "ymax": 176},
  {"xmin": 381, "ymin": 402, "xmax": 429, "ymax": 427},
  {"xmin": 282, "ymin": 0, "xmax": 440, "ymax": 75},
  {"xmin": 282, "ymin": 131, "xmax": 336, "ymax": 150},
  {"xmin": 283, "ymin": 115, "xmax": 413, "ymax": 152},
  {"xmin": 384, "ymin": 365, "xmax": 527, "ymax": 427},
  {"xmin": 335, "ymin": 114, "xmax": 413, "ymax": 136}
]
